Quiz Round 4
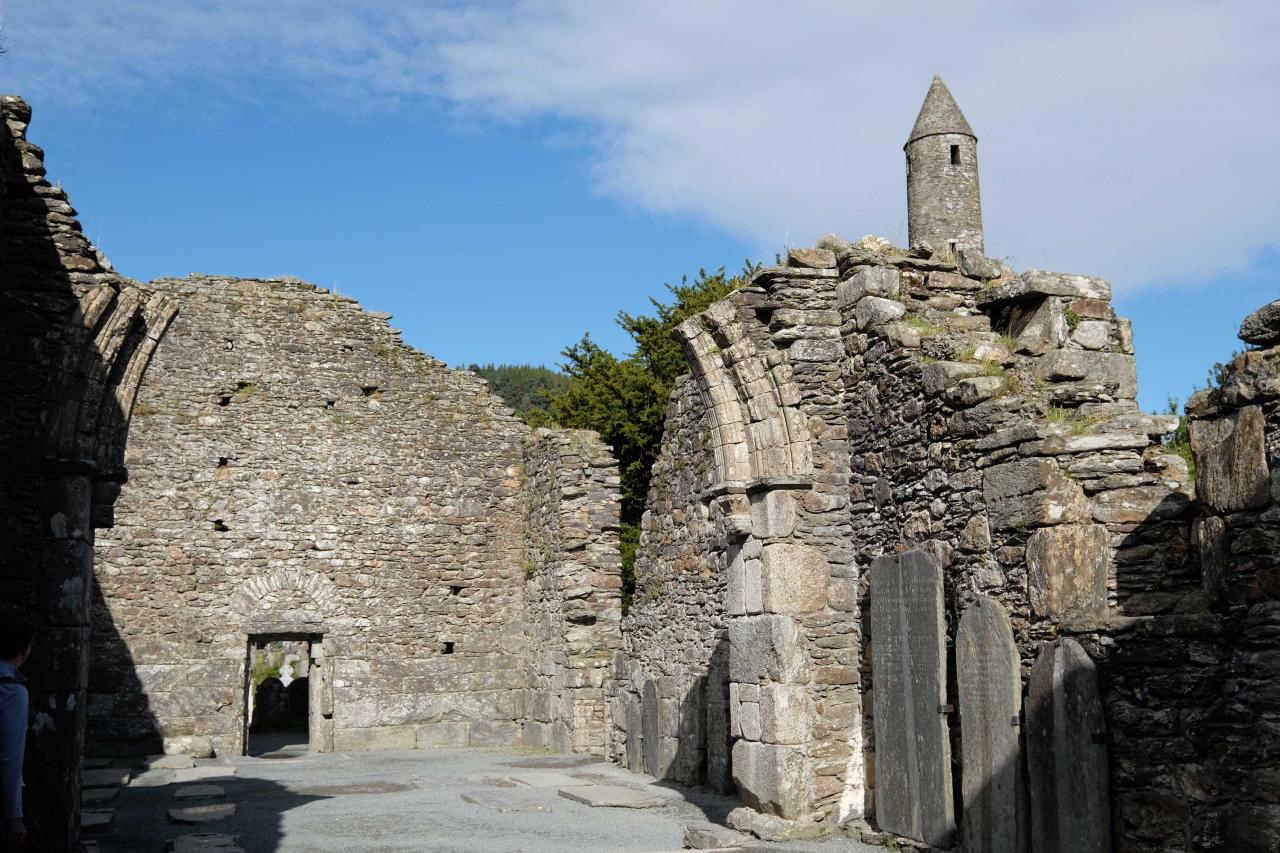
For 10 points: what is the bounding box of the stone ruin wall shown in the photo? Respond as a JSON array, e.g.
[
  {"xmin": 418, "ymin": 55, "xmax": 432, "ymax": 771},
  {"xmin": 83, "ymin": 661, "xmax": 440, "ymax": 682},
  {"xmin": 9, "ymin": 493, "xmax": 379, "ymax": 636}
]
[
  {"xmin": 521, "ymin": 428, "xmax": 623, "ymax": 754},
  {"xmin": 607, "ymin": 374, "xmax": 731, "ymax": 790},
  {"xmin": 91, "ymin": 275, "xmax": 623, "ymax": 759},
  {"xmin": 1, "ymin": 96, "xmax": 177, "ymax": 850},
  {"xmin": 611, "ymin": 235, "xmax": 1280, "ymax": 851}
]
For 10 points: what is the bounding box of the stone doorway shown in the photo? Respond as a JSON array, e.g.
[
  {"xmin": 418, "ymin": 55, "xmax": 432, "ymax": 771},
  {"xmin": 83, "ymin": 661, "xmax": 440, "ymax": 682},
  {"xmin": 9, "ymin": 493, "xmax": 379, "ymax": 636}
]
[{"xmin": 244, "ymin": 634, "xmax": 327, "ymax": 756}]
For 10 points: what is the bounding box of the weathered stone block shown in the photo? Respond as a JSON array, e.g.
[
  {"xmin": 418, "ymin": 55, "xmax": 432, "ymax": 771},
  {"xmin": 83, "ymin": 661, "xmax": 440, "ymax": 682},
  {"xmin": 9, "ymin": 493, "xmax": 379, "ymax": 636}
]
[
  {"xmin": 922, "ymin": 361, "xmax": 982, "ymax": 397},
  {"xmin": 1190, "ymin": 405, "xmax": 1270, "ymax": 512},
  {"xmin": 978, "ymin": 270, "xmax": 1111, "ymax": 305},
  {"xmin": 787, "ymin": 247, "xmax": 838, "ymax": 269},
  {"xmin": 855, "ymin": 297, "xmax": 907, "ymax": 331},
  {"xmin": 1238, "ymin": 299, "xmax": 1280, "ymax": 346},
  {"xmin": 758, "ymin": 683, "xmax": 812, "ymax": 745},
  {"xmin": 1026, "ymin": 524, "xmax": 1110, "ymax": 618},
  {"xmin": 415, "ymin": 721, "xmax": 469, "ymax": 749},
  {"xmin": 749, "ymin": 489, "xmax": 796, "ymax": 539},
  {"xmin": 945, "ymin": 376, "xmax": 1005, "ymax": 407},
  {"xmin": 760, "ymin": 543, "xmax": 828, "ymax": 614},
  {"xmin": 983, "ymin": 459, "xmax": 1090, "ymax": 531},
  {"xmin": 728, "ymin": 615, "xmax": 809, "ymax": 685},
  {"xmin": 730, "ymin": 739, "xmax": 812, "ymax": 819},
  {"xmin": 837, "ymin": 266, "xmax": 901, "ymax": 308},
  {"xmin": 332, "ymin": 725, "xmax": 416, "ymax": 752}
]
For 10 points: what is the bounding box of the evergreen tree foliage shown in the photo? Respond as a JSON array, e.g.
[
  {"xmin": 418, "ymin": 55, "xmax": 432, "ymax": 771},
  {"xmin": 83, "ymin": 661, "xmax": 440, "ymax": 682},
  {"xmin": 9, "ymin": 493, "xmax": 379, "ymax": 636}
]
[
  {"xmin": 466, "ymin": 363, "xmax": 570, "ymax": 421},
  {"xmin": 540, "ymin": 264, "xmax": 758, "ymax": 608}
]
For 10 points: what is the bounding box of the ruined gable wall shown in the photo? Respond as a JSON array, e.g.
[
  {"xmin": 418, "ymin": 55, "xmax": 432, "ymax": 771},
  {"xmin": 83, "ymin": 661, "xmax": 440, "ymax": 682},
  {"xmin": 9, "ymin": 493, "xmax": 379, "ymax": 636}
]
[
  {"xmin": 521, "ymin": 428, "xmax": 623, "ymax": 755},
  {"xmin": 92, "ymin": 275, "xmax": 533, "ymax": 756}
]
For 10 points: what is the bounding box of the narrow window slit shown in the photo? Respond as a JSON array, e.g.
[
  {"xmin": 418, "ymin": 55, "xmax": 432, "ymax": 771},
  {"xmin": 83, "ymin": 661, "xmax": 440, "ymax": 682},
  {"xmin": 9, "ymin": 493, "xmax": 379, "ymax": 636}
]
[
  {"xmin": 442, "ymin": 641, "xmax": 455, "ymax": 655},
  {"xmin": 950, "ymin": 144, "xmax": 960, "ymax": 165}
]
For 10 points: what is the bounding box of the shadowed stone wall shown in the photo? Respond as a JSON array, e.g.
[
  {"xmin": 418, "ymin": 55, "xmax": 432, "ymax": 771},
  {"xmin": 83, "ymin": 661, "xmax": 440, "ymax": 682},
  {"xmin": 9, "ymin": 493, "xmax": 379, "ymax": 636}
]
[
  {"xmin": 91, "ymin": 275, "xmax": 622, "ymax": 758},
  {"xmin": 1, "ymin": 95, "xmax": 175, "ymax": 851}
]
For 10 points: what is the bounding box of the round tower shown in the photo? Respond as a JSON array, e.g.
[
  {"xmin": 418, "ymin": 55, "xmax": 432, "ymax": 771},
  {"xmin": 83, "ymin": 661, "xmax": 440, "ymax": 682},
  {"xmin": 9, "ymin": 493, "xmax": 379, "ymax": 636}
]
[{"xmin": 905, "ymin": 76, "xmax": 983, "ymax": 256}]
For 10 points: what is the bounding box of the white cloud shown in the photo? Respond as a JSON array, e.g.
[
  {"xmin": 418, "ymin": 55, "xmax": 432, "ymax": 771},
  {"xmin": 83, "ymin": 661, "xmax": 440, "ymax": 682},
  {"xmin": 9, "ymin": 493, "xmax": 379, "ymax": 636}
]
[{"xmin": 5, "ymin": 0, "xmax": 1278, "ymax": 289}]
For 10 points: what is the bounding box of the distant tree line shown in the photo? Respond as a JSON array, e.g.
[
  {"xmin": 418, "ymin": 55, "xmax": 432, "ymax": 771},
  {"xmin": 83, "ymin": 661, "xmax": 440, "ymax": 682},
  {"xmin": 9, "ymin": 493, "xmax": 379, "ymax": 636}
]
[{"xmin": 470, "ymin": 264, "xmax": 758, "ymax": 609}]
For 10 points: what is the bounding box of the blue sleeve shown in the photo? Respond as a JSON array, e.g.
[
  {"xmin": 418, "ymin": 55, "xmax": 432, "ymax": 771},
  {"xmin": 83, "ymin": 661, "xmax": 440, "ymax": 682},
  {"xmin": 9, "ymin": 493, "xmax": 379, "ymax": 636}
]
[{"xmin": 0, "ymin": 686, "xmax": 27, "ymax": 819}]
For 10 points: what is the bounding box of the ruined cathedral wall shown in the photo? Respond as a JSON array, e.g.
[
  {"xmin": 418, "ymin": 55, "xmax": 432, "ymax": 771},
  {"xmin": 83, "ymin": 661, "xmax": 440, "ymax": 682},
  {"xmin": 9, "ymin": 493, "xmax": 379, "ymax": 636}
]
[
  {"xmin": 609, "ymin": 375, "xmax": 731, "ymax": 788},
  {"xmin": 92, "ymin": 276, "xmax": 532, "ymax": 756},
  {"xmin": 521, "ymin": 428, "xmax": 623, "ymax": 755}
]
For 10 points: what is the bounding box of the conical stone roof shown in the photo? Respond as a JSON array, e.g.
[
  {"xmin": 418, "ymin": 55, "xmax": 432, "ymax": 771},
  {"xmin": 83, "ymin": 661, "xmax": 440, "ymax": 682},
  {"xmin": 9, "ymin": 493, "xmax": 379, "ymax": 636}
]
[{"xmin": 906, "ymin": 76, "xmax": 975, "ymax": 145}]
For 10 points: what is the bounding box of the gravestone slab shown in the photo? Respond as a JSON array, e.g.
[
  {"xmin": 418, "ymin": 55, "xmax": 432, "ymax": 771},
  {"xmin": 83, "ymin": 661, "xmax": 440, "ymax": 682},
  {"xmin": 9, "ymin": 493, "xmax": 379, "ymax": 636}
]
[
  {"xmin": 870, "ymin": 550, "xmax": 955, "ymax": 848},
  {"xmin": 1026, "ymin": 639, "xmax": 1111, "ymax": 853},
  {"xmin": 625, "ymin": 693, "xmax": 644, "ymax": 771},
  {"xmin": 146, "ymin": 754, "xmax": 196, "ymax": 770},
  {"xmin": 557, "ymin": 784, "xmax": 665, "ymax": 808},
  {"xmin": 641, "ymin": 679, "xmax": 662, "ymax": 777},
  {"xmin": 957, "ymin": 597, "xmax": 1027, "ymax": 853}
]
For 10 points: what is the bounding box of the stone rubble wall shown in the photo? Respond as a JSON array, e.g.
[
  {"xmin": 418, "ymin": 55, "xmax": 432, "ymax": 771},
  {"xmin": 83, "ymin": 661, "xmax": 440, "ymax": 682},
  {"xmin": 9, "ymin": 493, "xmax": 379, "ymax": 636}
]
[
  {"xmin": 1096, "ymin": 304, "xmax": 1280, "ymax": 853},
  {"xmin": 92, "ymin": 275, "xmax": 537, "ymax": 757},
  {"xmin": 1, "ymin": 95, "xmax": 176, "ymax": 851},
  {"xmin": 521, "ymin": 428, "xmax": 623, "ymax": 755}
]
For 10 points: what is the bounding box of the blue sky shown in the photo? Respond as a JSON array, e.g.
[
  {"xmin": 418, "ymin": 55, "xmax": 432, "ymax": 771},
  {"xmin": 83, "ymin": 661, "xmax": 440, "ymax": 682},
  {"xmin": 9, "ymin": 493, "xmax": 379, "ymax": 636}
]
[{"xmin": 5, "ymin": 1, "xmax": 1278, "ymax": 411}]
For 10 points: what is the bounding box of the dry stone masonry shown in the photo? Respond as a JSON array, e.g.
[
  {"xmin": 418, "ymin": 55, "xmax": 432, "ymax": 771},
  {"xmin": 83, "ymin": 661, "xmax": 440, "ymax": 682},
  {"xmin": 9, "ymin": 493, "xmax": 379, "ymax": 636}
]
[{"xmin": 4, "ymin": 74, "xmax": 1279, "ymax": 853}]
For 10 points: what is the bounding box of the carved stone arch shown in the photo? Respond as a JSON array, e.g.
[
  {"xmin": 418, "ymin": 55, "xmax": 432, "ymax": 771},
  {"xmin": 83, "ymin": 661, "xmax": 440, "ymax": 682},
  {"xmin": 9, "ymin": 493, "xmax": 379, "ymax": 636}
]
[
  {"xmin": 675, "ymin": 299, "xmax": 813, "ymax": 486},
  {"xmin": 232, "ymin": 568, "xmax": 344, "ymax": 632}
]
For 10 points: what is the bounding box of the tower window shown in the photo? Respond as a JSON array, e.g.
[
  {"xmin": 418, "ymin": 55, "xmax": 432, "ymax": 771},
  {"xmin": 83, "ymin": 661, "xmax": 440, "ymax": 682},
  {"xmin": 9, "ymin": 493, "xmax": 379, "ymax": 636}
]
[{"xmin": 949, "ymin": 145, "xmax": 960, "ymax": 165}]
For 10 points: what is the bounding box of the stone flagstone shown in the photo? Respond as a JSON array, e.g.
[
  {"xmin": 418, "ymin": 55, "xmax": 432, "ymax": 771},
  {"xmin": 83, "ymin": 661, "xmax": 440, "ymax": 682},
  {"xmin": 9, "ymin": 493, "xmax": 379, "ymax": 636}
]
[
  {"xmin": 557, "ymin": 784, "xmax": 665, "ymax": 808},
  {"xmin": 460, "ymin": 788, "xmax": 550, "ymax": 812},
  {"xmin": 957, "ymin": 597, "xmax": 1027, "ymax": 853},
  {"xmin": 80, "ymin": 809, "xmax": 115, "ymax": 831},
  {"xmin": 173, "ymin": 766, "xmax": 238, "ymax": 784}
]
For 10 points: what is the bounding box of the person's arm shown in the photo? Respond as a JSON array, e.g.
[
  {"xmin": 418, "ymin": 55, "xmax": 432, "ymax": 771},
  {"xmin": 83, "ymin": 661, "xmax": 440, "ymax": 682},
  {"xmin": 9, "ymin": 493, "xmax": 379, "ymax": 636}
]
[{"xmin": 0, "ymin": 685, "xmax": 27, "ymax": 821}]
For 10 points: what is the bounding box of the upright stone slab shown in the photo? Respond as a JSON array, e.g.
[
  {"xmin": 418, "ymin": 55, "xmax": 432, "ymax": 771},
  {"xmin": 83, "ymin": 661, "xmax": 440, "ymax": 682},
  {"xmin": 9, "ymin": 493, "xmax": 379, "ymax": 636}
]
[
  {"xmin": 1025, "ymin": 639, "xmax": 1111, "ymax": 853},
  {"xmin": 870, "ymin": 551, "xmax": 955, "ymax": 848},
  {"xmin": 641, "ymin": 679, "xmax": 662, "ymax": 778},
  {"xmin": 957, "ymin": 598, "xmax": 1027, "ymax": 853}
]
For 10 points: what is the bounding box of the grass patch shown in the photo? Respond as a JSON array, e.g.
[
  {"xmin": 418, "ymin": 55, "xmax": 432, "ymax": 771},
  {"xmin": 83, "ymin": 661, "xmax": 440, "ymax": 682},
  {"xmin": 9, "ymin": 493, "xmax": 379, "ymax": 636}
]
[
  {"xmin": 1047, "ymin": 404, "xmax": 1105, "ymax": 434},
  {"xmin": 1065, "ymin": 308, "xmax": 1081, "ymax": 330},
  {"xmin": 903, "ymin": 315, "xmax": 944, "ymax": 337}
]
